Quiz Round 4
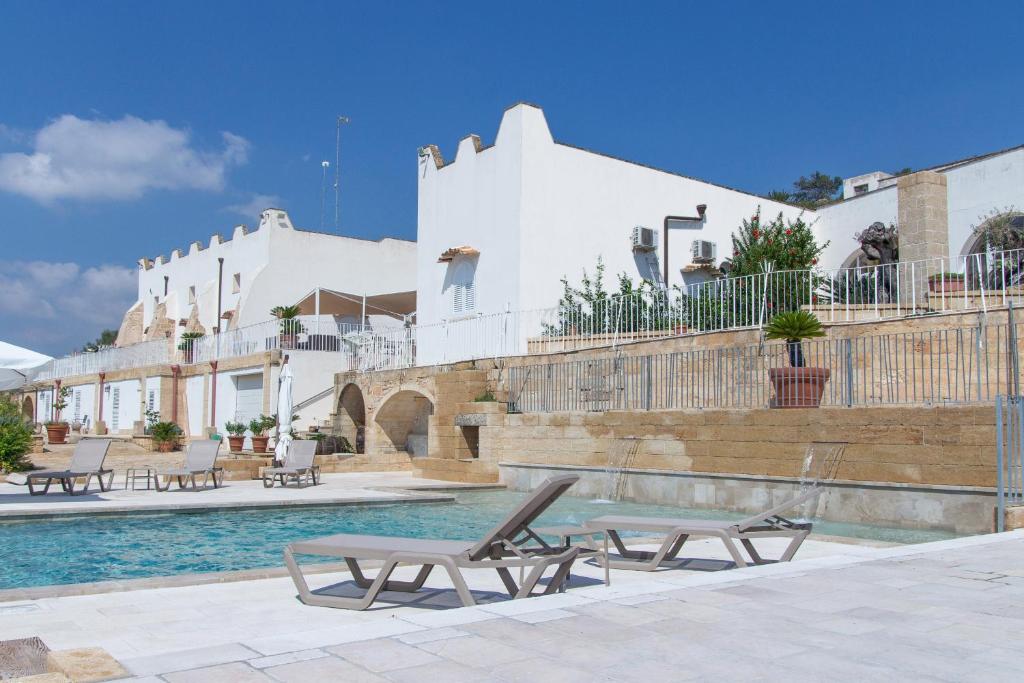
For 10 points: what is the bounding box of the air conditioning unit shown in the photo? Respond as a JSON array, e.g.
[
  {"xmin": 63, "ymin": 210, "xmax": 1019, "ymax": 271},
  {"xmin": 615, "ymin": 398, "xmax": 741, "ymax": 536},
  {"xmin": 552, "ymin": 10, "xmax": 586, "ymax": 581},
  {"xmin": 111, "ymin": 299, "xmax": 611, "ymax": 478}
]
[
  {"xmin": 631, "ymin": 226, "xmax": 658, "ymax": 252},
  {"xmin": 691, "ymin": 239, "xmax": 717, "ymax": 263}
]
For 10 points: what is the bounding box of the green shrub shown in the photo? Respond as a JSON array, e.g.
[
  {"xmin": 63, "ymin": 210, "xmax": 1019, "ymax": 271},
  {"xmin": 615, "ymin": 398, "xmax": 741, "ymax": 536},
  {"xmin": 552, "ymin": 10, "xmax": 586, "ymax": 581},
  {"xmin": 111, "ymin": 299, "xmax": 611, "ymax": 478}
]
[
  {"xmin": 473, "ymin": 390, "xmax": 497, "ymax": 402},
  {"xmin": 0, "ymin": 414, "xmax": 33, "ymax": 473},
  {"xmin": 150, "ymin": 421, "xmax": 182, "ymax": 444},
  {"xmin": 224, "ymin": 421, "xmax": 247, "ymax": 436},
  {"xmin": 248, "ymin": 415, "xmax": 276, "ymax": 437}
]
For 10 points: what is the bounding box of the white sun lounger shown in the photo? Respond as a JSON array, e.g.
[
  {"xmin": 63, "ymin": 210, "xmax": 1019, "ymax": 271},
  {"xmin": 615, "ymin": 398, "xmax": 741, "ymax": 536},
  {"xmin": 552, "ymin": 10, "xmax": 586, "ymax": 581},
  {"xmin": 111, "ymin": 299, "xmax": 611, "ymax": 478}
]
[
  {"xmin": 155, "ymin": 439, "xmax": 223, "ymax": 491},
  {"xmin": 585, "ymin": 486, "xmax": 824, "ymax": 570},
  {"xmin": 26, "ymin": 439, "xmax": 113, "ymax": 496},
  {"xmin": 284, "ymin": 474, "xmax": 587, "ymax": 610},
  {"xmin": 262, "ymin": 440, "xmax": 319, "ymax": 488}
]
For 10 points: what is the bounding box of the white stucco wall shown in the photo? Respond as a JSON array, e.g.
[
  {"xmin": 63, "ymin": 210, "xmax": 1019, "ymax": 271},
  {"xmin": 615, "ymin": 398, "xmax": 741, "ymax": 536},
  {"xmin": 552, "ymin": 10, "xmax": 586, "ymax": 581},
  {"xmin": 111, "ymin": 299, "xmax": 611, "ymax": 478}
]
[
  {"xmin": 67, "ymin": 382, "xmax": 96, "ymax": 428},
  {"xmin": 943, "ymin": 147, "xmax": 1024, "ymax": 257},
  {"xmin": 102, "ymin": 379, "xmax": 141, "ymax": 433},
  {"xmin": 815, "ymin": 186, "xmax": 898, "ymax": 270},
  {"xmin": 134, "ymin": 209, "xmax": 416, "ymax": 341},
  {"xmin": 417, "ymin": 103, "xmax": 808, "ymax": 331}
]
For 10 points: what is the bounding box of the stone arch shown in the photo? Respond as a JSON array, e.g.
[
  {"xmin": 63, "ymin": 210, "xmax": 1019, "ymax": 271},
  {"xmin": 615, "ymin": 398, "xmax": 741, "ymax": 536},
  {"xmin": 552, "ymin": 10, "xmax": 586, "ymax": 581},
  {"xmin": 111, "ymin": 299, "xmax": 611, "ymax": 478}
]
[
  {"xmin": 337, "ymin": 383, "xmax": 366, "ymax": 454},
  {"xmin": 22, "ymin": 395, "xmax": 34, "ymax": 422},
  {"xmin": 373, "ymin": 389, "xmax": 434, "ymax": 457},
  {"xmin": 960, "ymin": 212, "xmax": 1024, "ymax": 288}
]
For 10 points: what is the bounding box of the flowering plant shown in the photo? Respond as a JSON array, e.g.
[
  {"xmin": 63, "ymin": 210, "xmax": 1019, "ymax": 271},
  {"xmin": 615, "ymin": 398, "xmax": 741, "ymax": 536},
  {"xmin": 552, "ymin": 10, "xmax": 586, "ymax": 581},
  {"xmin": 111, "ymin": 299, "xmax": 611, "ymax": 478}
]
[{"xmin": 727, "ymin": 210, "xmax": 827, "ymax": 277}]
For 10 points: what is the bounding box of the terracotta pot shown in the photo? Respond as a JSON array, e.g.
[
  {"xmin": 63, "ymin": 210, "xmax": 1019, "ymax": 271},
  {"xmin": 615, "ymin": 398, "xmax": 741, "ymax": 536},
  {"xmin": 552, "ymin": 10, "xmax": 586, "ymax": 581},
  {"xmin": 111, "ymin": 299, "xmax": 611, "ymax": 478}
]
[
  {"xmin": 928, "ymin": 277, "xmax": 965, "ymax": 293},
  {"xmin": 768, "ymin": 367, "xmax": 831, "ymax": 408},
  {"xmin": 46, "ymin": 423, "xmax": 69, "ymax": 445},
  {"xmin": 673, "ymin": 324, "xmax": 688, "ymax": 335},
  {"xmin": 228, "ymin": 435, "xmax": 246, "ymax": 452},
  {"xmin": 156, "ymin": 440, "xmax": 176, "ymax": 453},
  {"xmin": 251, "ymin": 435, "xmax": 269, "ymax": 453}
]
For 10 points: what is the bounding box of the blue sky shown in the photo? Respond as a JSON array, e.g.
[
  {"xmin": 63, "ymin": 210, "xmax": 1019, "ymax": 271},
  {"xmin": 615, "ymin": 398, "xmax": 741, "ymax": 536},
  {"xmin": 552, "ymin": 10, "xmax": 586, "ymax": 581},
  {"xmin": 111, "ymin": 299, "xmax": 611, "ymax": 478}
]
[{"xmin": 2, "ymin": 1, "xmax": 1023, "ymax": 355}]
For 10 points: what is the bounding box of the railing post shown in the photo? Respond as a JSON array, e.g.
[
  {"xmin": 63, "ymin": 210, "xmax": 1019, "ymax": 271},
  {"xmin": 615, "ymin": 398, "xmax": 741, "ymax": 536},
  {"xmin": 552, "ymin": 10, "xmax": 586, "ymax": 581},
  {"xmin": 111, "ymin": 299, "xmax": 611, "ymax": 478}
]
[
  {"xmin": 845, "ymin": 338, "xmax": 854, "ymax": 407},
  {"xmin": 997, "ymin": 395, "xmax": 1005, "ymax": 532}
]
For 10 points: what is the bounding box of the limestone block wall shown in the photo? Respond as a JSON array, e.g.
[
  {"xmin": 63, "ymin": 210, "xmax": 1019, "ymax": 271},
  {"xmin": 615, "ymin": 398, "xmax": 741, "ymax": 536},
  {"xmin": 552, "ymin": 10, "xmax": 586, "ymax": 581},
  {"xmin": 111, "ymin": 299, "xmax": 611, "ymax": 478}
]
[{"xmin": 481, "ymin": 405, "xmax": 996, "ymax": 489}]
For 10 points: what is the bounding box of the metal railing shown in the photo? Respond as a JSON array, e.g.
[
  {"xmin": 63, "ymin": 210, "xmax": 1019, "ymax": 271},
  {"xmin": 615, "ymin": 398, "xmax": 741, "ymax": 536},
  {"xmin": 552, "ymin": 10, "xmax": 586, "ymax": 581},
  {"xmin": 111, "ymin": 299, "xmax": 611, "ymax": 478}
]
[
  {"xmin": 507, "ymin": 321, "xmax": 1024, "ymax": 413},
  {"xmin": 996, "ymin": 395, "xmax": 1024, "ymax": 532}
]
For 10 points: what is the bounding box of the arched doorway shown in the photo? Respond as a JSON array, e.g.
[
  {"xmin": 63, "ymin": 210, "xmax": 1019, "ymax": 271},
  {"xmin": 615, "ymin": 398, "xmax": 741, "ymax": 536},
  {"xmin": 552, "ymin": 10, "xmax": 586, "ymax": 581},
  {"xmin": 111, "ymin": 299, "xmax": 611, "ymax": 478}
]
[
  {"xmin": 962, "ymin": 212, "xmax": 1024, "ymax": 290},
  {"xmin": 22, "ymin": 395, "xmax": 34, "ymax": 422},
  {"xmin": 337, "ymin": 383, "xmax": 366, "ymax": 454},
  {"xmin": 374, "ymin": 389, "xmax": 433, "ymax": 456}
]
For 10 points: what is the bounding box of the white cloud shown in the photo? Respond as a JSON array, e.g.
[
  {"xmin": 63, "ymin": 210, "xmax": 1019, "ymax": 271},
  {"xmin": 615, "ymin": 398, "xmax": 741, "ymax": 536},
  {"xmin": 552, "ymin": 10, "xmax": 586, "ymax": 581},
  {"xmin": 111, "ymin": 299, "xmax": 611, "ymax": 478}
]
[
  {"xmin": 0, "ymin": 260, "xmax": 137, "ymax": 354},
  {"xmin": 0, "ymin": 115, "xmax": 249, "ymax": 202},
  {"xmin": 225, "ymin": 193, "xmax": 282, "ymax": 221}
]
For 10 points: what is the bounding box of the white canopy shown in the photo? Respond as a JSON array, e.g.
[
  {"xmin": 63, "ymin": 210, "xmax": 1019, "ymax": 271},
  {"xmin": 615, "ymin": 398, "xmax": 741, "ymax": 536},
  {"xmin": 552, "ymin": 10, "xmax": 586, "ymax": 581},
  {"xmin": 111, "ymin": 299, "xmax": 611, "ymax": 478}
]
[
  {"xmin": 274, "ymin": 362, "xmax": 294, "ymax": 464},
  {"xmin": 0, "ymin": 341, "xmax": 52, "ymax": 391}
]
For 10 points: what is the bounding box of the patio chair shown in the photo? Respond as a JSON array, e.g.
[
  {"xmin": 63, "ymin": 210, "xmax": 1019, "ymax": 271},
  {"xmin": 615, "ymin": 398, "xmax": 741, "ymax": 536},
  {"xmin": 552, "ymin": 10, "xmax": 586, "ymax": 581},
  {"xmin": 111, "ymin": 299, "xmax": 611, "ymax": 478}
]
[
  {"xmin": 284, "ymin": 474, "xmax": 587, "ymax": 610},
  {"xmin": 262, "ymin": 439, "xmax": 320, "ymax": 488},
  {"xmin": 26, "ymin": 438, "xmax": 113, "ymax": 496},
  {"xmin": 584, "ymin": 485, "xmax": 825, "ymax": 571},
  {"xmin": 155, "ymin": 439, "xmax": 223, "ymax": 491}
]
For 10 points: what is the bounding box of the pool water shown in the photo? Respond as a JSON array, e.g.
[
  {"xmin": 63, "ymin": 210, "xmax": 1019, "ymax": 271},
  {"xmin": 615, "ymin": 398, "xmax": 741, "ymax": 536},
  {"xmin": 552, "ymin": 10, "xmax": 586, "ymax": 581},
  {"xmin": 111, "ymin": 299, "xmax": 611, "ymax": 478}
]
[{"xmin": 0, "ymin": 490, "xmax": 959, "ymax": 590}]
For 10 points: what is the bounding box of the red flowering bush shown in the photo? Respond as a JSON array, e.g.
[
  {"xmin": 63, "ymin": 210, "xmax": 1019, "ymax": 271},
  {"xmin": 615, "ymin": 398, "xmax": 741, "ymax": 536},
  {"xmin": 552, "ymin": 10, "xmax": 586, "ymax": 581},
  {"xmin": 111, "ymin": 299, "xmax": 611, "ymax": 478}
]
[{"xmin": 727, "ymin": 209, "xmax": 828, "ymax": 277}]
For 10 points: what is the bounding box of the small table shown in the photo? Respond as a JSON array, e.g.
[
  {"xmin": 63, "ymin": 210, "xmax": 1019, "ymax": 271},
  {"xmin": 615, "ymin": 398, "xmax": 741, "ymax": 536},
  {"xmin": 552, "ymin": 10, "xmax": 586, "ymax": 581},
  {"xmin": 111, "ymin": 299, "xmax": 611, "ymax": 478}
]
[
  {"xmin": 535, "ymin": 524, "xmax": 609, "ymax": 586},
  {"xmin": 124, "ymin": 467, "xmax": 155, "ymax": 491}
]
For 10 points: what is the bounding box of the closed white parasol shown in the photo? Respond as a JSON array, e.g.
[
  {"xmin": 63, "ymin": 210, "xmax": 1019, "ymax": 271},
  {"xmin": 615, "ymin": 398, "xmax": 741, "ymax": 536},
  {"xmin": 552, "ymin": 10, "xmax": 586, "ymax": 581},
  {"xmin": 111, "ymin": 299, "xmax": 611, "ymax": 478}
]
[
  {"xmin": 0, "ymin": 341, "xmax": 52, "ymax": 391},
  {"xmin": 274, "ymin": 361, "xmax": 294, "ymax": 464}
]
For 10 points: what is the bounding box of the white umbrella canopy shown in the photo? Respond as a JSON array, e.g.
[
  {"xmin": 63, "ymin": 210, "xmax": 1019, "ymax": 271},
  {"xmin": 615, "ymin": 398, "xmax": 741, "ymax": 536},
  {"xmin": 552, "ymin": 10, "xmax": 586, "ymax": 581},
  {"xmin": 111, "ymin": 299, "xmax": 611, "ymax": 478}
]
[
  {"xmin": 0, "ymin": 341, "xmax": 52, "ymax": 391},
  {"xmin": 274, "ymin": 362, "xmax": 294, "ymax": 464}
]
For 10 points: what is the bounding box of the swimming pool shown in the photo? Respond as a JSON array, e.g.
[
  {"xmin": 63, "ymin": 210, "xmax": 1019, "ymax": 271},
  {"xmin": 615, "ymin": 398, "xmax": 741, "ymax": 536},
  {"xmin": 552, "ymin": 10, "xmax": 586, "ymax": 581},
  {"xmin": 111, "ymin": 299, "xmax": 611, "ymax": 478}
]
[{"xmin": 0, "ymin": 490, "xmax": 958, "ymax": 590}]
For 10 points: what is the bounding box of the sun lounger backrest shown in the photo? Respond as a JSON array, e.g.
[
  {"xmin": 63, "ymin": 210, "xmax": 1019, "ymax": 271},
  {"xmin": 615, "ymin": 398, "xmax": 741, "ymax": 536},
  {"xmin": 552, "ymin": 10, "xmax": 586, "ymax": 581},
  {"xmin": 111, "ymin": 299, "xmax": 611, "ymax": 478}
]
[
  {"xmin": 184, "ymin": 439, "xmax": 221, "ymax": 470},
  {"xmin": 68, "ymin": 439, "xmax": 111, "ymax": 472},
  {"xmin": 286, "ymin": 440, "xmax": 317, "ymax": 469},
  {"xmin": 467, "ymin": 474, "xmax": 579, "ymax": 561},
  {"xmin": 735, "ymin": 485, "xmax": 824, "ymax": 530}
]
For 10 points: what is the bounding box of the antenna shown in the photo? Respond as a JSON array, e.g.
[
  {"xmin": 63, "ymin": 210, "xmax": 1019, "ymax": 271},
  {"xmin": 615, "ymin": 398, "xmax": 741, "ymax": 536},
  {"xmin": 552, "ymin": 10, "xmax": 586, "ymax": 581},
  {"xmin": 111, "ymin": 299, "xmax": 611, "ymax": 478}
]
[
  {"xmin": 319, "ymin": 160, "xmax": 330, "ymax": 230},
  {"xmin": 334, "ymin": 115, "xmax": 350, "ymax": 232}
]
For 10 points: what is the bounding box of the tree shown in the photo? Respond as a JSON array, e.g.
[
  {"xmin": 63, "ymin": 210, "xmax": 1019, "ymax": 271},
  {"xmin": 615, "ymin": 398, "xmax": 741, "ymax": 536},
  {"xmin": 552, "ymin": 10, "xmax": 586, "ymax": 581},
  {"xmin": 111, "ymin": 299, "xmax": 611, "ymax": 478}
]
[
  {"xmin": 727, "ymin": 210, "xmax": 828, "ymax": 277},
  {"xmin": 82, "ymin": 329, "xmax": 118, "ymax": 352},
  {"xmin": 766, "ymin": 190, "xmax": 791, "ymax": 203},
  {"xmin": 790, "ymin": 171, "xmax": 842, "ymax": 207}
]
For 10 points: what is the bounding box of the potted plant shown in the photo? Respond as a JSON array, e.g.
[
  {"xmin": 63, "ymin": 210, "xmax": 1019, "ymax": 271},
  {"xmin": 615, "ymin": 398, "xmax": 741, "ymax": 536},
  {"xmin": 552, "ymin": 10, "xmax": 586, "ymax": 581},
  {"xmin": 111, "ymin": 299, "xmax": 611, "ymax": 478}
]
[
  {"xmin": 765, "ymin": 311, "xmax": 830, "ymax": 408},
  {"xmin": 248, "ymin": 415, "xmax": 275, "ymax": 453},
  {"xmin": 177, "ymin": 331, "xmax": 204, "ymax": 363},
  {"xmin": 45, "ymin": 386, "xmax": 71, "ymax": 444},
  {"xmin": 150, "ymin": 421, "xmax": 182, "ymax": 452},
  {"xmin": 271, "ymin": 305, "xmax": 305, "ymax": 349},
  {"xmin": 927, "ymin": 272, "xmax": 966, "ymax": 293},
  {"xmin": 225, "ymin": 421, "xmax": 247, "ymax": 452}
]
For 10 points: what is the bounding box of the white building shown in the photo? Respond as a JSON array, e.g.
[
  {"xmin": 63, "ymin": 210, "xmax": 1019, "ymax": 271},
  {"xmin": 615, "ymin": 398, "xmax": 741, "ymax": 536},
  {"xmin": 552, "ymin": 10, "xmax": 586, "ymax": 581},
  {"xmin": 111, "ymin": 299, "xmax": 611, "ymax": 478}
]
[{"xmin": 416, "ymin": 103, "xmax": 807, "ymax": 330}]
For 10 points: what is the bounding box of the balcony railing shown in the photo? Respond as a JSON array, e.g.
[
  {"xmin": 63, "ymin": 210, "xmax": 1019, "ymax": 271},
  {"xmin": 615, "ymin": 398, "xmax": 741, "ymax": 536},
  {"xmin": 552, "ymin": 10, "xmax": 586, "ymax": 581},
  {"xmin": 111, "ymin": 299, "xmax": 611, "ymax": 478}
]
[{"xmin": 32, "ymin": 248, "xmax": 1024, "ymax": 382}]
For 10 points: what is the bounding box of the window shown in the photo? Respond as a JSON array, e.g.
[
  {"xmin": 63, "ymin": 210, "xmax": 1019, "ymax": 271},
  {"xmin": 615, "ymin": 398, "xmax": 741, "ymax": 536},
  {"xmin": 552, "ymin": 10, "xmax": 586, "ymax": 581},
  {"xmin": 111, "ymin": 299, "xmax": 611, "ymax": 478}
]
[
  {"xmin": 450, "ymin": 260, "xmax": 476, "ymax": 315},
  {"xmin": 232, "ymin": 273, "xmax": 241, "ymax": 293},
  {"xmin": 853, "ymin": 184, "xmax": 869, "ymax": 196},
  {"xmin": 188, "ymin": 286, "xmax": 196, "ymax": 304}
]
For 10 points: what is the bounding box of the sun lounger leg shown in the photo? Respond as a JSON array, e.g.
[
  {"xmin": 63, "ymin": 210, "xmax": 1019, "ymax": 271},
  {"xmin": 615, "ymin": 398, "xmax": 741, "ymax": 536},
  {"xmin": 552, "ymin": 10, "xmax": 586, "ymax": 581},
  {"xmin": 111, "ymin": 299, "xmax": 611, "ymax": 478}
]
[
  {"xmin": 285, "ymin": 548, "xmax": 402, "ymax": 610},
  {"xmin": 778, "ymin": 530, "xmax": 810, "ymax": 562},
  {"xmin": 713, "ymin": 531, "xmax": 748, "ymax": 568},
  {"xmin": 345, "ymin": 557, "xmax": 435, "ymax": 592},
  {"xmin": 28, "ymin": 477, "xmax": 52, "ymax": 496}
]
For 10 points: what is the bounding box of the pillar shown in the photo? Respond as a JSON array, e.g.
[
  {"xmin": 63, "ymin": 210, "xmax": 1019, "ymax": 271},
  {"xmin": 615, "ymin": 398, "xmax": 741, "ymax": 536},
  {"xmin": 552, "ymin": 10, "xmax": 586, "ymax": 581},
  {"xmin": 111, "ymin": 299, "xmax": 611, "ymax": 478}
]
[{"xmin": 897, "ymin": 170, "xmax": 949, "ymax": 305}]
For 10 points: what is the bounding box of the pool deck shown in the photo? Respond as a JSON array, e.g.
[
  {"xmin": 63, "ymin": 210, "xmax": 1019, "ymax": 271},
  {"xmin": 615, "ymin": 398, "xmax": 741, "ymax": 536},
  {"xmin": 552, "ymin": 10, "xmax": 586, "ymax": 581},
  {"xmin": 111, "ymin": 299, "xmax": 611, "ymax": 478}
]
[
  {"xmin": 0, "ymin": 529, "xmax": 1021, "ymax": 681},
  {"xmin": 0, "ymin": 472, "xmax": 496, "ymax": 519}
]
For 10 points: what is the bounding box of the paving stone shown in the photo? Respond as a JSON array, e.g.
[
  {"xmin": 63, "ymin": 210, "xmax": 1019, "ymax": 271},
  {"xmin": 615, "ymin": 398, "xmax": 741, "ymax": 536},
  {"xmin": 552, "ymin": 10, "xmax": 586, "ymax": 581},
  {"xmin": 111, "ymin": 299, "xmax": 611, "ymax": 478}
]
[
  {"xmin": 326, "ymin": 638, "xmax": 441, "ymax": 672},
  {"xmin": 382, "ymin": 659, "xmax": 488, "ymax": 683},
  {"xmin": 394, "ymin": 628, "xmax": 469, "ymax": 645},
  {"xmin": 121, "ymin": 643, "xmax": 260, "ymax": 676},
  {"xmin": 162, "ymin": 662, "xmax": 273, "ymax": 682},
  {"xmin": 416, "ymin": 634, "xmax": 530, "ymax": 668},
  {"xmin": 246, "ymin": 649, "xmax": 328, "ymax": 669},
  {"xmin": 263, "ymin": 655, "xmax": 388, "ymax": 682},
  {"xmin": 45, "ymin": 647, "xmax": 127, "ymax": 682}
]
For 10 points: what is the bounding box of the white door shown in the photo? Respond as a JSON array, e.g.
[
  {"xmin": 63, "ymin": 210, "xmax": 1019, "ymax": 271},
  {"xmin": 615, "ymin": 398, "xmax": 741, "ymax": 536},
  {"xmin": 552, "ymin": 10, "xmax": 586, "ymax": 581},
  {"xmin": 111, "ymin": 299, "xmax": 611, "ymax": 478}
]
[{"xmin": 234, "ymin": 374, "xmax": 263, "ymax": 425}]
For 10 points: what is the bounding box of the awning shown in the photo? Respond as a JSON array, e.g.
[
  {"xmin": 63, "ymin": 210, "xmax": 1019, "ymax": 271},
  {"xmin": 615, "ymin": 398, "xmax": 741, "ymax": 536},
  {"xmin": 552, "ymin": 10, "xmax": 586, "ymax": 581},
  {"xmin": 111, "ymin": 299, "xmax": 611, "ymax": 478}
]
[
  {"xmin": 437, "ymin": 246, "xmax": 480, "ymax": 263},
  {"xmin": 0, "ymin": 341, "xmax": 53, "ymax": 391},
  {"xmin": 293, "ymin": 288, "xmax": 417, "ymax": 319}
]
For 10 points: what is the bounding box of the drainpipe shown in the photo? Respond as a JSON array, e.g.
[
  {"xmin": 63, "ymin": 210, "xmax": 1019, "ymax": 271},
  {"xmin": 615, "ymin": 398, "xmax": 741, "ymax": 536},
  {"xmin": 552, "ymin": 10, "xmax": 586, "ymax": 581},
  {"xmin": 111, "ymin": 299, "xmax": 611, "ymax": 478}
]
[
  {"xmin": 96, "ymin": 374, "xmax": 105, "ymax": 425},
  {"xmin": 216, "ymin": 257, "xmax": 224, "ymax": 334},
  {"xmin": 209, "ymin": 361, "xmax": 218, "ymax": 432},
  {"xmin": 52, "ymin": 379, "xmax": 61, "ymax": 422},
  {"xmin": 171, "ymin": 365, "xmax": 181, "ymax": 424}
]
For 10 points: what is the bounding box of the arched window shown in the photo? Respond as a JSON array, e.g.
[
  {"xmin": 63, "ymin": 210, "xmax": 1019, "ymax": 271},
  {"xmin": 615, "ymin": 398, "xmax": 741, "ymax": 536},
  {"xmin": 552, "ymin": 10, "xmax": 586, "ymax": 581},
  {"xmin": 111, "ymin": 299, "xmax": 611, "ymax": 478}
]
[{"xmin": 449, "ymin": 259, "xmax": 476, "ymax": 315}]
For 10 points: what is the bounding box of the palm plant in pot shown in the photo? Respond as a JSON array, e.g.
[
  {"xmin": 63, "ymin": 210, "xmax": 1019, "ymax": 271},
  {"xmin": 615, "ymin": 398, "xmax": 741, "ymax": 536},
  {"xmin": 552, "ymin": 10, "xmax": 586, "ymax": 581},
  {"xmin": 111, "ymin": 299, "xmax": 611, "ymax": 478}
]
[
  {"xmin": 150, "ymin": 421, "xmax": 182, "ymax": 452},
  {"xmin": 270, "ymin": 305, "xmax": 304, "ymax": 349},
  {"xmin": 225, "ymin": 421, "xmax": 247, "ymax": 452},
  {"xmin": 248, "ymin": 415, "xmax": 275, "ymax": 454},
  {"xmin": 765, "ymin": 311, "xmax": 829, "ymax": 408},
  {"xmin": 45, "ymin": 386, "xmax": 72, "ymax": 444},
  {"xmin": 177, "ymin": 331, "xmax": 204, "ymax": 363}
]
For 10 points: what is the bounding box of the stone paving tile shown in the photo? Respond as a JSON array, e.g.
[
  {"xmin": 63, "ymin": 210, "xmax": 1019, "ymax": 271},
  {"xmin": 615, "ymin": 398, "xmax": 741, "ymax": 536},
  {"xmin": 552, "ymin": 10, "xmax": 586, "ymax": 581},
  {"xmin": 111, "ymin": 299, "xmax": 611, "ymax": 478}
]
[
  {"xmin": 381, "ymin": 659, "xmax": 488, "ymax": 683},
  {"xmin": 326, "ymin": 638, "xmax": 441, "ymax": 672},
  {"xmin": 121, "ymin": 643, "xmax": 260, "ymax": 676},
  {"xmin": 263, "ymin": 655, "xmax": 388, "ymax": 682},
  {"xmin": 415, "ymin": 634, "xmax": 531, "ymax": 668},
  {"xmin": 508, "ymin": 608, "xmax": 576, "ymax": 623},
  {"xmin": 246, "ymin": 648, "xmax": 328, "ymax": 669},
  {"xmin": 162, "ymin": 662, "xmax": 273, "ymax": 683},
  {"xmin": 394, "ymin": 627, "xmax": 469, "ymax": 645}
]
